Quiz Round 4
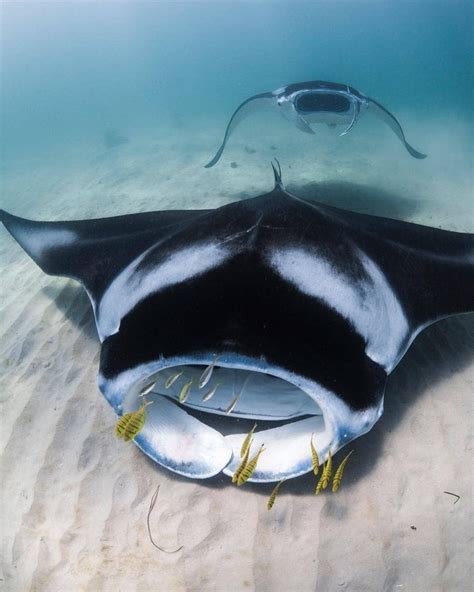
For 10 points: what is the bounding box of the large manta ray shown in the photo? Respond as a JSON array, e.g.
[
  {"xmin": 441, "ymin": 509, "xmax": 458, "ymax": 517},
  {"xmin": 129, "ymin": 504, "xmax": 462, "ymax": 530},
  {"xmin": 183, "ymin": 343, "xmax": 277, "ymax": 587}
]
[
  {"xmin": 205, "ymin": 80, "xmax": 427, "ymax": 167},
  {"xmin": 1, "ymin": 165, "xmax": 472, "ymax": 483}
]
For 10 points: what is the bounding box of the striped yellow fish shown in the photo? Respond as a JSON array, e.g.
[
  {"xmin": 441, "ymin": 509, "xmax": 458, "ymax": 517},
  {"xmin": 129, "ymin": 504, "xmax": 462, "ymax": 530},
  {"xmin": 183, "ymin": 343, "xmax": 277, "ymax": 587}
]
[
  {"xmin": 332, "ymin": 450, "xmax": 354, "ymax": 493},
  {"xmin": 115, "ymin": 402, "xmax": 153, "ymax": 442},
  {"xmin": 178, "ymin": 380, "xmax": 193, "ymax": 403},
  {"xmin": 267, "ymin": 480, "xmax": 285, "ymax": 511},
  {"xmin": 240, "ymin": 423, "xmax": 257, "ymax": 458},
  {"xmin": 315, "ymin": 449, "xmax": 333, "ymax": 495},
  {"xmin": 237, "ymin": 444, "xmax": 265, "ymax": 486},
  {"xmin": 232, "ymin": 442, "xmax": 252, "ymax": 483},
  {"xmin": 310, "ymin": 434, "xmax": 320, "ymax": 476}
]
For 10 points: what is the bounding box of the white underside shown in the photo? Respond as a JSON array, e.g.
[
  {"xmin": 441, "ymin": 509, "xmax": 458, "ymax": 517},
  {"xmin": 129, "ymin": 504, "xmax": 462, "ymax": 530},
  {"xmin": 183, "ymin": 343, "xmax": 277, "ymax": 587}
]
[
  {"xmin": 123, "ymin": 365, "xmax": 328, "ymax": 482},
  {"xmin": 303, "ymin": 110, "xmax": 354, "ymax": 125},
  {"xmin": 151, "ymin": 366, "xmax": 320, "ymax": 420}
]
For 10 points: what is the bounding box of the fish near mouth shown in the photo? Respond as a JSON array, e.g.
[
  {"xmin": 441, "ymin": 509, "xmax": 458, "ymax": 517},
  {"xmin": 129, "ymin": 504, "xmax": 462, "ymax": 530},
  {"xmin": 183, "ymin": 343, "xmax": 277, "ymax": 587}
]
[{"xmin": 100, "ymin": 357, "xmax": 366, "ymax": 484}]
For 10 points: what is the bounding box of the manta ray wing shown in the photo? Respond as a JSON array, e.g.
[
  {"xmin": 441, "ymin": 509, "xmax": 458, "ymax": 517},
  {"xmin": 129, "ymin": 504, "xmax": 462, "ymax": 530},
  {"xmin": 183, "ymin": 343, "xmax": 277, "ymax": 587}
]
[
  {"xmin": 367, "ymin": 98, "xmax": 427, "ymax": 159},
  {"xmin": 0, "ymin": 208, "xmax": 210, "ymax": 323},
  {"xmin": 204, "ymin": 92, "xmax": 275, "ymax": 168}
]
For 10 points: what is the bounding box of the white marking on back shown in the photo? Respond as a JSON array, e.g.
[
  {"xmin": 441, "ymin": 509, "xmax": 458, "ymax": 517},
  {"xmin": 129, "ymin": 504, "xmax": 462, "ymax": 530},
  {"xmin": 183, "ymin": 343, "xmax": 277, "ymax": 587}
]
[
  {"xmin": 97, "ymin": 242, "xmax": 229, "ymax": 341},
  {"xmin": 13, "ymin": 226, "xmax": 77, "ymax": 257},
  {"xmin": 269, "ymin": 247, "xmax": 409, "ymax": 371}
]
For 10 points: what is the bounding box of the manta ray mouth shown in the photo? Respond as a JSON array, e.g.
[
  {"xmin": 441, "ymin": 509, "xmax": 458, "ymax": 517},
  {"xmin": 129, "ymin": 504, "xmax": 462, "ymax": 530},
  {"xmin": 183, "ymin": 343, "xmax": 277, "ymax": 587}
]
[{"xmin": 111, "ymin": 363, "xmax": 337, "ymax": 483}]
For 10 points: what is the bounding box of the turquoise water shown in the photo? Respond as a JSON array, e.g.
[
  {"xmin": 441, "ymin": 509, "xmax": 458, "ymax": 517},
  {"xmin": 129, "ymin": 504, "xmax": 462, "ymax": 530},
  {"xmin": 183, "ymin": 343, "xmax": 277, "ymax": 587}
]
[
  {"xmin": 1, "ymin": 6, "xmax": 473, "ymax": 589},
  {"xmin": 1, "ymin": 1, "xmax": 472, "ymax": 168}
]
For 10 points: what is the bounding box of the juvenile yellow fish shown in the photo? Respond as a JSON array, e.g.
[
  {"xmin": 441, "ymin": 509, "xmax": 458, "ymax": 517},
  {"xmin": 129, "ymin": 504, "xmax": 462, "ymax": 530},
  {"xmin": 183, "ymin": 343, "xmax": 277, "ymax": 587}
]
[
  {"xmin": 332, "ymin": 450, "xmax": 354, "ymax": 493},
  {"xmin": 115, "ymin": 402, "xmax": 153, "ymax": 442},
  {"xmin": 198, "ymin": 356, "xmax": 219, "ymax": 389},
  {"xmin": 267, "ymin": 480, "xmax": 286, "ymax": 511},
  {"xmin": 178, "ymin": 380, "xmax": 193, "ymax": 403},
  {"xmin": 139, "ymin": 379, "xmax": 158, "ymax": 397},
  {"xmin": 240, "ymin": 423, "xmax": 257, "ymax": 458},
  {"xmin": 310, "ymin": 434, "xmax": 320, "ymax": 476},
  {"xmin": 315, "ymin": 449, "xmax": 333, "ymax": 495},
  {"xmin": 225, "ymin": 393, "xmax": 240, "ymax": 414},
  {"xmin": 165, "ymin": 370, "xmax": 184, "ymax": 389},
  {"xmin": 232, "ymin": 442, "xmax": 252, "ymax": 483},
  {"xmin": 201, "ymin": 382, "xmax": 221, "ymax": 402},
  {"xmin": 237, "ymin": 444, "xmax": 265, "ymax": 486}
]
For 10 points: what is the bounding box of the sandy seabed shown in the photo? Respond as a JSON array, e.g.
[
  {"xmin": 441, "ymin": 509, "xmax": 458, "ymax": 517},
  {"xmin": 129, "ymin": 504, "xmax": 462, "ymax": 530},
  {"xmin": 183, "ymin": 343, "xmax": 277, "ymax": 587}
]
[{"xmin": 0, "ymin": 113, "xmax": 473, "ymax": 591}]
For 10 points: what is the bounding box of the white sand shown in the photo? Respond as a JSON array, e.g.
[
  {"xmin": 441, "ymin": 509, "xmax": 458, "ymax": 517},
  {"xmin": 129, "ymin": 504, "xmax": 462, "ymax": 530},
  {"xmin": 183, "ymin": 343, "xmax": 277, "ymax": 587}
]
[{"xmin": 1, "ymin": 118, "xmax": 472, "ymax": 591}]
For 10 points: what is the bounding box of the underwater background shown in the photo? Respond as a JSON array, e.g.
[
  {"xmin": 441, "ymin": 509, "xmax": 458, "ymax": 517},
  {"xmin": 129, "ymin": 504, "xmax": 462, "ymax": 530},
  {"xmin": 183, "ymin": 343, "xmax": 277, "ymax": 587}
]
[
  {"xmin": 1, "ymin": 2, "xmax": 473, "ymax": 591},
  {"xmin": 1, "ymin": 0, "xmax": 473, "ymax": 229}
]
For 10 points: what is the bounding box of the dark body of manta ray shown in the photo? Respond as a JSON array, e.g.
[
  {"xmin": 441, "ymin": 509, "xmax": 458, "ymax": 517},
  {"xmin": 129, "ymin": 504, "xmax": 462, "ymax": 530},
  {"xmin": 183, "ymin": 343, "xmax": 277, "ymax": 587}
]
[
  {"xmin": 1, "ymin": 167, "xmax": 472, "ymax": 483},
  {"xmin": 205, "ymin": 80, "xmax": 427, "ymax": 167}
]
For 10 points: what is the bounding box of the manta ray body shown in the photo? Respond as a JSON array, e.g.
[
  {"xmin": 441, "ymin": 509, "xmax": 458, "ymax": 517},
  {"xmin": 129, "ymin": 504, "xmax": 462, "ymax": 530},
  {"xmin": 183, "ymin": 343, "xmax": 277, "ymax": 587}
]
[
  {"xmin": 1, "ymin": 166, "xmax": 471, "ymax": 483},
  {"xmin": 205, "ymin": 80, "xmax": 427, "ymax": 167}
]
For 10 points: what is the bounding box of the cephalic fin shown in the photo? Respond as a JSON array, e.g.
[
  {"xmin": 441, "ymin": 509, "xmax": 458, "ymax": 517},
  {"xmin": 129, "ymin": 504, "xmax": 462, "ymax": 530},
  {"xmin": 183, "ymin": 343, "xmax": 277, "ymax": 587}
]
[
  {"xmin": 339, "ymin": 103, "xmax": 360, "ymax": 136},
  {"xmin": 293, "ymin": 109, "xmax": 315, "ymax": 135}
]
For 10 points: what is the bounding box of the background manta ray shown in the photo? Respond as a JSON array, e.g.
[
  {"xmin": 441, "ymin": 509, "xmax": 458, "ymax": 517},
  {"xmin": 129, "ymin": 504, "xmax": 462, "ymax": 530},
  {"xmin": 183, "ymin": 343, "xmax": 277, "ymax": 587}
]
[
  {"xmin": 205, "ymin": 81, "xmax": 427, "ymax": 167},
  {"xmin": 1, "ymin": 165, "xmax": 472, "ymax": 483}
]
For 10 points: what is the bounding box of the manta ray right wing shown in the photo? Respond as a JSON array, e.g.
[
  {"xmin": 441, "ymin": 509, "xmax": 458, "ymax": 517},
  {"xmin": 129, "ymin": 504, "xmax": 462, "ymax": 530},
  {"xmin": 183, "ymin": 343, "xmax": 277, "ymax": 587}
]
[
  {"xmin": 204, "ymin": 92, "xmax": 275, "ymax": 168},
  {"xmin": 367, "ymin": 98, "xmax": 427, "ymax": 159}
]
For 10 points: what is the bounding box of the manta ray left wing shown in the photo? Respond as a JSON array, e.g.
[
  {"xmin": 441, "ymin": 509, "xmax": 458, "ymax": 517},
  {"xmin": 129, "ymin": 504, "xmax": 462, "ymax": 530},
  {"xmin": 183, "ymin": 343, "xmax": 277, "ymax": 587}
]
[
  {"xmin": 367, "ymin": 98, "xmax": 427, "ymax": 159},
  {"xmin": 204, "ymin": 92, "xmax": 275, "ymax": 168},
  {"xmin": 0, "ymin": 208, "xmax": 209, "ymax": 322}
]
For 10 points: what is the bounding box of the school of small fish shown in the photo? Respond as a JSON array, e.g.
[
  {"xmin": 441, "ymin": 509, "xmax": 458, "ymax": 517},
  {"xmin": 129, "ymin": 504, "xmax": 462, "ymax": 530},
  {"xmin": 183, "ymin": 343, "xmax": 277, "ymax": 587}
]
[
  {"xmin": 113, "ymin": 360, "xmax": 239, "ymax": 443},
  {"xmin": 113, "ymin": 360, "xmax": 355, "ymax": 511}
]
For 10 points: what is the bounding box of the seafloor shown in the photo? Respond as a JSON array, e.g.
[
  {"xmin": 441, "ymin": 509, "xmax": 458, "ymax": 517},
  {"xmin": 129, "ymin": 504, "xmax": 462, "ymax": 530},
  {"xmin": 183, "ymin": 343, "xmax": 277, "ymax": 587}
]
[{"xmin": 0, "ymin": 113, "xmax": 473, "ymax": 591}]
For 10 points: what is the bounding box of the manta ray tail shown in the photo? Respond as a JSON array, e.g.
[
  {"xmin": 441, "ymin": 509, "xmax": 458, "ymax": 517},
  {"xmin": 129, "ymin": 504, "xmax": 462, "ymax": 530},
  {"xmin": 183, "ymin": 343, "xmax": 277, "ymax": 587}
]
[
  {"xmin": 367, "ymin": 98, "xmax": 427, "ymax": 159},
  {"xmin": 205, "ymin": 92, "xmax": 275, "ymax": 168},
  {"xmin": 271, "ymin": 159, "xmax": 284, "ymax": 189}
]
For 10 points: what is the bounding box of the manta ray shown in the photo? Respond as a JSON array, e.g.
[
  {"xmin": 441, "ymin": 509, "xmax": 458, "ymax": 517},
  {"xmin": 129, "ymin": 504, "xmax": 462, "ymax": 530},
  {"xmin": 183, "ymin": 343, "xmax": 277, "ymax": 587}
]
[
  {"xmin": 1, "ymin": 165, "xmax": 472, "ymax": 483},
  {"xmin": 205, "ymin": 80, "xmax": 427, "ymax": 167}
]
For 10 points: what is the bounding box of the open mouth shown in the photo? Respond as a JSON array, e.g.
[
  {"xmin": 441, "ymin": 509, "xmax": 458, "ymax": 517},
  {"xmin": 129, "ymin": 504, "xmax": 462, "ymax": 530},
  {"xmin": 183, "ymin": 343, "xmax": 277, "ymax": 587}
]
[{"xmin": 112, "ymin": 362, "xmax": 336, "ymax": 483}]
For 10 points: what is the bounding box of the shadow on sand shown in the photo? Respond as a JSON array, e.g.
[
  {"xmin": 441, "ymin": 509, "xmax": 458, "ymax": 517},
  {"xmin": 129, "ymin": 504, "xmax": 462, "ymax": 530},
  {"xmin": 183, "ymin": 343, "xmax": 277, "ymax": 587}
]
[
  {"xmin": 288, "ymin": 179, "xmax": 420, "ymax": 220},
  {"xmin": 234, "ymin": 179, "xmax": 420, "ymax": 220},
  {"xmin": 42, "ymin": 282, "xmax": 98, "ymax": 342}
]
